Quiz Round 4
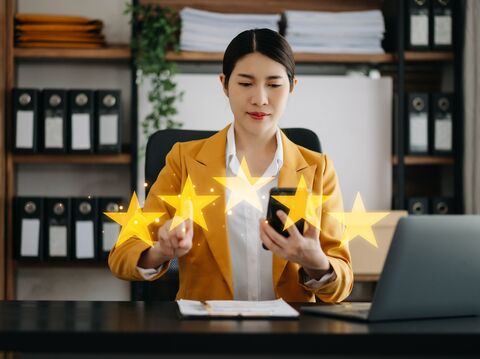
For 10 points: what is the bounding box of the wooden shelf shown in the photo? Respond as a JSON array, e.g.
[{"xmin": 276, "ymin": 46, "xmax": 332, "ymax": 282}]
[
  {"xmin": 393, "ymin": 156, "xmax": 455, "ymax": 165},
  {"xmin": 12, "ymin": 153, "xmax": 131, "ymax": 165},
  {"xmin": 354, "ymin": 274, "xmax": 380, "ymax": 282},
  {"xmin": 404, "ymin": 51, "xmax": 454, "ymax": 62},
  {"xmin": 167, "ymin": 51, "xmax": 455, "ymax": 64},
  {"xmin": 14, "ymin": 44, "xmax": 131, "ymax": 61},
  {"xmin": 166, "ymin": 51, "xmax": 396, "ymax": 64}
]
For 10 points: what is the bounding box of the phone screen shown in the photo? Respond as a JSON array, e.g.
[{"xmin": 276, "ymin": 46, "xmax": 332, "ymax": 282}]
[{"xmin": 266, "ymin": 187, "xmax": 305, "ymax": 239}]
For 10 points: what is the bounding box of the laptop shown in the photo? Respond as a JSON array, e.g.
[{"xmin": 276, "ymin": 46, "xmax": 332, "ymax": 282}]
[{"xmin": 301, "ymin": 215, "xmax": 480, "ymax": 322}]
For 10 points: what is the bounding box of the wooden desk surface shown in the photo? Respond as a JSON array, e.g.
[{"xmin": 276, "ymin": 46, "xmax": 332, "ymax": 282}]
[{"xmin": 0, "ymin": 301, "xmax": 478, "ymax": 355}]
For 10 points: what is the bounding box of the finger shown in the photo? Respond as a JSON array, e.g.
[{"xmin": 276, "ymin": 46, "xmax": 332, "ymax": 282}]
[
  {"xmin": 276, "ymin": 210, "xmax": 302, "ymax": 238},
  {"xmin": 259, "ymin": 220, "xmax": 283, "ymax": 254},
  {"xmin": 158, "ymin": 221, "xmax": 172, "ymax": 242},
  {"xmin": 185, "ymin": 199, "xmax": 194, "ymax": 225},
  {"xmin": 261, "ymin": 219, "xmax": 288, "ymax": 250},
  {"xmin": 169, "ymin": 233, "xmax": 180, "ymax": 249},
  {"xmin": 175, "ymin": 220, "xmax": 186, "ymax": 240},
  {"xmin": 178, "ymin": 234, "xmax": 192, "ymax": 250},
  {"xmin": 304, "ymin": 220, "xmax": 320, "ymax": 239}
]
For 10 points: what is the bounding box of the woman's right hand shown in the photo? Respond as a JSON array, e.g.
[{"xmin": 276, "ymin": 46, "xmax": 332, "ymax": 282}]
[
  {"xmin": 156, "ymin": 214, "xmax": 194, "ymax": 261},
  {"xmin": 138, "ymin": 201, "xmax": 194, "ymax": 268}
]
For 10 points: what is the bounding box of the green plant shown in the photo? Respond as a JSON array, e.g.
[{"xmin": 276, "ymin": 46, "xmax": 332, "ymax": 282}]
[{"xmin": 125, "ymin": 3, "xmax": 184, "ymax": 143}]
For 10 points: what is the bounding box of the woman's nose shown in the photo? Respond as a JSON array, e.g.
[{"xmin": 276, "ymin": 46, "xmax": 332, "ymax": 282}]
[{"xmin": 250, "ymin": 86, "xmax": 268, "ymax": 106}]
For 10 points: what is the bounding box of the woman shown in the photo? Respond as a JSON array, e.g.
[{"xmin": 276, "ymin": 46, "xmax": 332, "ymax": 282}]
[{"xmin": 109, "ymin": 29, "xmax": 353, "ymax": 303}]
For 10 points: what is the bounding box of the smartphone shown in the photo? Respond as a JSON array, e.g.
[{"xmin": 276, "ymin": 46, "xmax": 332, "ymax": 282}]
[{"xmin": 264, "ymin": 187, "xmax": 305, "ymax": 249}]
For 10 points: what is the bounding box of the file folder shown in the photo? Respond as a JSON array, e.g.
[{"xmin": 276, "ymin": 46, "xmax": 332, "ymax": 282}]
[
  {"xmin": 41, "ymin": 89, "xmax": 67, "ymax": 153},
  {"xmin": 98, "ymin": 197, "xmax": 124, "ymax": 260},
  {"xmin": 407, "ymin": 197, "xmax": 429, "ymax": 215},
  {"xmin": 68, "ymin": 90, "xmax": 94, "ymax": 153},
  {"xmin": 72, "ymin": 197, "xmax": 97, "ymax": 260},
  {"xmin": 406, "ymin": 93, "xmax": 429, "ymax": 154},
  {"xmin": 406, "ymin": 0, "xmax": 430, "ymax": 50},
  {"xmin": 13, "ymin": 88, "xmax": 39, "ymax": 153},
  {"xmin": 431, "ymin": 196, "xmax": 454, "ymax": 214},
  {"xmin": 14, "ymin": 197, "xmax": 44, "ymax": 260},
  {"xmin": 431, "ymin": 93, "xmax": 453, "ymax": 155},
  {"xmin": 431, "ymin": 0, "xmax": 453, "ymax": 50},
  {"xmin": 45, "ymin": 198, "xmax": 71, "ymax": 260},
  {"xmin": 95, "ymin": 90, "xmax": 121, "ymax": 153}
]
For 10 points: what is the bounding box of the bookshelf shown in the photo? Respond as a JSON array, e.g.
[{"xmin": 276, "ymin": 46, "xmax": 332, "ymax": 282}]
[
  {"xmin": 130, "ymin": 0, "xmax": 463, "ymax": 302},
  {"xmin": 0, "ymin": 0, "xmax": 464, "ymax": 301},
  {"xmin": 2, "ymin": 0, "xmax": 137, "ymax": 301}
]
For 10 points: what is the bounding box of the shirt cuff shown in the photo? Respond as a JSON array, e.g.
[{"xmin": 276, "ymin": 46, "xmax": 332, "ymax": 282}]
[
  {"xmin": 136, "ymin": 265, "xmax": 164, "ymax": 280},
  {"xmin": 302, "ymin": 266, "xmax": 337, "ymax": 290}
]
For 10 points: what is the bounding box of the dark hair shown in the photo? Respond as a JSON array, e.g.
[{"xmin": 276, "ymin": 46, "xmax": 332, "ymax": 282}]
[{"xmin": 222, "ymin": 28, "xmax": 295, "ymax": 91}]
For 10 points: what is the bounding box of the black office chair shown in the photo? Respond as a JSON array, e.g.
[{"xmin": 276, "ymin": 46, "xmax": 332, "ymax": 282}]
[{"xmin": 131, "ymin": 128, "xmax": 321, "ymax": 301}]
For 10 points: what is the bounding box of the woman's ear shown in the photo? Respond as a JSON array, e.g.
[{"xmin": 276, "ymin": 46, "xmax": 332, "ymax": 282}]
[
  {"xmin": 290, "ymin": 77, "xmax": 298, "ymax": 94},
  {"xmin": 219, "ymin": 73, "xmax": 229, "ymax": 97}
]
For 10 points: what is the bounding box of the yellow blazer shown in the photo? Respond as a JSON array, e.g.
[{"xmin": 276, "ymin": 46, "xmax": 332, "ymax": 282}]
[{"xmin": 109, "ymin": 125, "xmax": 353, "ymax": 302}]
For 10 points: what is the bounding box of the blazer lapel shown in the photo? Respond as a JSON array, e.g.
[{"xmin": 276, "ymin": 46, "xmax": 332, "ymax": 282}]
[
  {"xmin": 187, "ymin": 126, "xmax": 233, "ymax": 296},
  {"xmin": 272, "ymin": 131, "xmax": 317, "ymax": 291}
]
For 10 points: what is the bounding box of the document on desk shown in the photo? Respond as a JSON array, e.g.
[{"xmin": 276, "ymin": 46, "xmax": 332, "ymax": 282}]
[{"xmin": 177, "ymin": 298, "xmax": 299, "ymax": 319}]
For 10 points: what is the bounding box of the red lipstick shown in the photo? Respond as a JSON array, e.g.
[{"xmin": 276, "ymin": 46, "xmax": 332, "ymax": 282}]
[{"xmin": 247, "ymin": 112, "xmax": 269, "ymax": 120}]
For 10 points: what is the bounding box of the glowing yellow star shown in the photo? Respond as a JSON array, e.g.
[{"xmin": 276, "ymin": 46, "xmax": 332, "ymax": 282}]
[
  {"xmin": 104, "ymin": 192, "xmax": 165, "ymax": 248},
  {"xmin": 271, "ymin": 175, "xmax": 329, "ymax": 230},
  {"xmin": 213, "ymin": 157, "xmax": 274, "ymax": 212},
  {"xmin": 328, "ymin": 192, "xmax": 390, "ymax": 247},
  {"xmin": 159, "ymin": 175, "xmax": 219, "ymax": 231}
]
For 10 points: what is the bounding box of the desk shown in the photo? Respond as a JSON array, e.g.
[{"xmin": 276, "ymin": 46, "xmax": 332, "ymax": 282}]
[{"xmin": 0, "ymin": 301, "xmax": 478, "ymax": 356}]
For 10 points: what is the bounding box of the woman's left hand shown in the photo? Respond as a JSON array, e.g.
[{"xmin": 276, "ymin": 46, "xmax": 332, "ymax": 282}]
[{"xmin": 259, "ymin": 210, "xmax": 331, "ymax": 278}]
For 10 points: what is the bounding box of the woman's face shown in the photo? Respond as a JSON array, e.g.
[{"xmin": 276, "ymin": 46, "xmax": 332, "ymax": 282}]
[{"xmin": 220, "ymin": 52, "xmax": 296, "ymax": 137}]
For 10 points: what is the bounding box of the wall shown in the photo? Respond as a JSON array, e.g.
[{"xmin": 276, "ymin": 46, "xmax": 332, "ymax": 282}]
[
  {"xmin": 137, "ymin": 71, "xmax": 393, "ymax": 211},
  {"xmin": 15, "ymin": 0, "xmax": 132, "ymax": 300}
]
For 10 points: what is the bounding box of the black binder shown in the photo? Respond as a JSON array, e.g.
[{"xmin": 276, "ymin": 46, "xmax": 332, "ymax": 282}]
[
  {"xmin": 406, "ymin": 93, "xmax": 429, "ymax": 154},
  {"xmin": 407, "ymin": 197, "xmax": 429, "ymax": 214},
  {"xmin": 12, "ymin": 88, "xmax": 39, "ymax": 153},
  {"xmin": 68, "ymin": 90, "xmax": 94, "ymax": 153},
  {"xmin": 431, "ymin": 93, "xmax": 453, "ymax": 155},
  {"xmin": 41, "ymin": 89, "xmax": 67, "ymax": 153},
  {"xmin": 431, "ymin": 196, "xmax": 454, "ymax": 214},
  {"xmin": 95, "ymin": 90, "xmax": 122, "ymax": 153},
  {"xmin": 431, "ymin": 0, "xmax": 453, "ymax": 50},
  {"xmin": 406, "ymin": 0, "xmax": 430, "ymax": 50},
  {"xmin": 72, "ymin": 197, "xmax": 98, "ymax": 260},
  {"xmin": 98, "ymin": 197, "xmax": 124, "ymax": 260},
  {"xmin": 14, "ymin": 197, "xmax": 44, "ymax": 260},
  {"xmin": 45, "ymin": 198, "xmax": 71, "ymax": 260}
]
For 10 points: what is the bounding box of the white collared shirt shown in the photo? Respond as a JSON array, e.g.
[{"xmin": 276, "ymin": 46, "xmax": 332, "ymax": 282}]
[
  {"xmin": 137, "ymin": 123, "xmax": 336, "ymax": 297},
  {"xmin": 224, "ymin": 123, "xmax": 283, "ymax": 300}
]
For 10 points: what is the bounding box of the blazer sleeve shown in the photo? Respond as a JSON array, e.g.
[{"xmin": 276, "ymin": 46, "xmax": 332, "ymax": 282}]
[
  {"xmin": 108, "ymin": 142, "xmax": 182, "ymax": 281},
  {"xmin": 300, "ymin": 154, "xmax": 354, "ymax": 303}
]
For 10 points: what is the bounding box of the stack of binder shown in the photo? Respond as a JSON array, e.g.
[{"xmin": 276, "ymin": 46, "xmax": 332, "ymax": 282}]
[
  {"xmin": 14, "ymin": 196, "xmax": 125, "ymax": 261},
  {"xmin": 12, "ymin": 88, "xmax": 122, "ymax": 154},
  {"xmin": 15, "ymin": 14, "xmax": 106, "ymax": 49},
  {"xmin": 284, "ymin": 10, "xmax": 385, "ymax": 54},
  {"xmin": 179, "ymin": 7, "xmax": 281, "ymax": 52}
]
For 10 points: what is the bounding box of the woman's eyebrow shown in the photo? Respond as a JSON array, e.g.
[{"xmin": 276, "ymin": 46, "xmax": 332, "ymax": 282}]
[{"xmin": 237, "ymin": 73, "xmax": 284, "ymax": 80}]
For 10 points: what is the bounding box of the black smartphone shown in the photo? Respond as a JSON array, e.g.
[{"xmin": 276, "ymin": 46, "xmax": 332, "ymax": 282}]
[{"xmin": 264, "ymin": 188, "xmax": 305, "ymax": 249}]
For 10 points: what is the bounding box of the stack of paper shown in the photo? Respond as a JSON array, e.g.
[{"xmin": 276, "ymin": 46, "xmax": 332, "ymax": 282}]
[
  {"xmin": 15, "ymin": 14, "xmax": 106, "ymax": 49},
  {"xmin": 285, "ymin": 10, "xmax": 385, "ymax": 54},
  {"xmin": 180, "ymin": 7, "xmax": 281, "ymax": 52},
  {"xmin": 177, "ymin": 298, "xmax": 299, "ymax": 318}
]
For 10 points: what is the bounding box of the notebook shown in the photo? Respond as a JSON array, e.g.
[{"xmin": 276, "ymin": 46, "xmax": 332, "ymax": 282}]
[{"xmin": 177, "ymin": 298, "xmax": 299, "ymax": 319}]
